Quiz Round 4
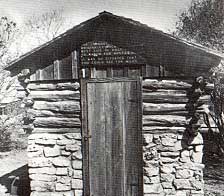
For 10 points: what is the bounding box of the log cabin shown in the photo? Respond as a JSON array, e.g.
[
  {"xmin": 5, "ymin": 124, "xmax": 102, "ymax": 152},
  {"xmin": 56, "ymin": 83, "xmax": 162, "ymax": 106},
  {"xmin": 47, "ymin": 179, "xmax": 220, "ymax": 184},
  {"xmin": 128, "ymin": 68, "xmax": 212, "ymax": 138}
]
[{"xmin": 5, "ymin": 11, "xmax": 224, "ymax": 196}]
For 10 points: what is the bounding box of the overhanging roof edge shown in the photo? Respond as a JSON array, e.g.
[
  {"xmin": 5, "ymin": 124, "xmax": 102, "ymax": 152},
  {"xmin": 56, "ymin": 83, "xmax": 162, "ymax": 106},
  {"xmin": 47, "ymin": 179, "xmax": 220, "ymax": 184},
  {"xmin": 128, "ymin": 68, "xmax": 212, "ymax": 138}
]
[{"xmin": 5, "ymin": 11, "xmax": 224, "ymax": 73}]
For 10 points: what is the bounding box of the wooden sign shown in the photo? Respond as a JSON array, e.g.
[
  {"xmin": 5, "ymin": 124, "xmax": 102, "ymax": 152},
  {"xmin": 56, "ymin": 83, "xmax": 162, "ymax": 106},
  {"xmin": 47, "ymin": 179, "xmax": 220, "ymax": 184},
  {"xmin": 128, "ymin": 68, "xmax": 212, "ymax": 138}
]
[{"xmin": 81, "ymin": 41, "xmax": 145, "ymax": 67}]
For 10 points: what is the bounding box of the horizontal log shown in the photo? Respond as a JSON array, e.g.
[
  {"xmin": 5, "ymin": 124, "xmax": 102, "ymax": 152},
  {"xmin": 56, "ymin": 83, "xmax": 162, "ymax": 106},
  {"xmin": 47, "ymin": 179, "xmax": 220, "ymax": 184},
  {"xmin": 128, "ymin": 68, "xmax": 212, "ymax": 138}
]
[
  {"xmin": 143, "ymin": 103, "xmax": 187, "ymax": 112},
  {"xmin": 143, "ymin": 126, "xmax": 186, "ymax": 134},
  {"xmin": 199, "ymin": 95, "xmax": 210, "ymax": 104},
  {"xmin": 33, "ymin": 117, "xmax": 81, "ymax": 128},
  {"xmin": 33, "ymin": 101, "xmax": 80, "ymax": 113},
  {"xmin": 27, "ymin": 82, "xmax": 80, "ymax": 91},
  {"xmin": 144, "ymin": 109, "xmax": 209, "ymax": 116},
  {"xmin": 27, "ymin": 109, "xmax": 80, "ymax": 118},
  {"xmin": 143, "ymin": 103, "xmax": 208, "ymax": 114},
  {"xmin": 143, "ymin": 88, "xmax": 186, "ymax": 94},
  {"xmin": 143, "ymin": 92, "xmax": 188, "ymax": 103},
  {"xmin": 143, "ymin": 79, "xmax": 191, "ymax": 90},
  {"xmin": 30, "ymin": 90, "xmax": 80, "ymax": 101},
  {"xmin": 16, "ymin": 86, "xmax": 25, "ymax": 91},
  {"xmin": 143, "ymin": 91, "xmax": 210, "ymax": 105},
  {"xmin": 143, "ymin": 90, "xmax": 186, "ymax": 95},
  {"xmin": 143, "ymin": 115, "xmax": 189, "ymax": 126},
  {"xmin": 143, "ymin": 110, "xmax": 188, "ymax": 116},
  {"xmin": 205, "ymin": 83, "xmax": 214, "ymax": 92},
  {"xmin": 32, "ymin": 127, "xmax": 81, "ymax": 133}
]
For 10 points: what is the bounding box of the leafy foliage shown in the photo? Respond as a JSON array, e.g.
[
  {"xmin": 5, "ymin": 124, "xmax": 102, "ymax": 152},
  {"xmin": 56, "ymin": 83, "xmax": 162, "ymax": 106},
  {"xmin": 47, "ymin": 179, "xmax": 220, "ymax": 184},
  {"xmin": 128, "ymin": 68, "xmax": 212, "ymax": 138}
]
[
  {"xmin": 0, "ymin": 11, "xmax": 68, "ymax": 153},
  {"xmin": 175, "ymin": 0, "xmax": 224, "ymax": 52},
  {"xmin": 175, "ymin": 0, "xmax": 224, "ymax": 154},
  {"xmin": 24, "ymin": 9, "xmax": 67, "ymax": 46},
  {"xmin": 0, "ymin": 112, "xmax": 26, "ymax": 152},
  {"xmin": 0, "ymin": 16, "xmax": 18, "ymax": 66},
  {"xmin": 0, "ymin": 116, "xmax": 12, "ymax": 151},
  {"xmin": 204, "ymin": 69, "xmax": 224, "ymax": 154}
]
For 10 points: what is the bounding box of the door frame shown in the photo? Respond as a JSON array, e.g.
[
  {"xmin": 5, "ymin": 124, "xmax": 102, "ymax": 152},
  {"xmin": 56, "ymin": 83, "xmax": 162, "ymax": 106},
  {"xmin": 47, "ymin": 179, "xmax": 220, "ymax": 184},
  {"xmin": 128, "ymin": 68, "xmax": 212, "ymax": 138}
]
[{"xmin": 81, "ymin": 77, "xmax": 143, "ymax": 196}]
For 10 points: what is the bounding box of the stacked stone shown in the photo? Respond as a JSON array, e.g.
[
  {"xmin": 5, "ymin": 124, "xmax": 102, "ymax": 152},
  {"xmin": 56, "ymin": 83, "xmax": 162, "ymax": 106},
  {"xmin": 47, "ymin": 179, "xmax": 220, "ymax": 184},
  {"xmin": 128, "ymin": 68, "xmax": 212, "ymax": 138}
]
[
  {"xmin": 17, "ymin": 71, "xmax": 83, "ymax": 196},
  {"xmin": 143, "ymin": 132, "xmax": 204, "ymax": 196},
  {"xmin": 142, "ymin": 79, "xmax": 207, "ymax": 196},
  {"xmin": 28, "ymin": 133, "xmax": 83, "ymax": 196},
  {"xmin": 18, "ymin": 76, "xmax": 209, "ymax": 196}
]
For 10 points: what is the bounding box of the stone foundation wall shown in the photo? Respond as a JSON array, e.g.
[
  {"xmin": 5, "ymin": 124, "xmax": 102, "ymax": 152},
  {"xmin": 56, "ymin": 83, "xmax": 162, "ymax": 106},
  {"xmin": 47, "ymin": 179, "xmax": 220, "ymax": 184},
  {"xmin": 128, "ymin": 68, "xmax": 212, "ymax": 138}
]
[
  {"xmin": 143, "ymin": 132, "xmax": 204, "ymax": 196},
  {"xmin": 22, "ymin": 79, "xmax": 82, "ymax": 196},
  {"xmin": 28, "ymin": 133, "xmax": 83, "ymax": 196},
  {"xmin": 142, "ymin": 79, "xmax": 209, "ymax": 196},
  {"xmin": 19, "ymin": 74, "xmax": 209, "ymax": 196}
]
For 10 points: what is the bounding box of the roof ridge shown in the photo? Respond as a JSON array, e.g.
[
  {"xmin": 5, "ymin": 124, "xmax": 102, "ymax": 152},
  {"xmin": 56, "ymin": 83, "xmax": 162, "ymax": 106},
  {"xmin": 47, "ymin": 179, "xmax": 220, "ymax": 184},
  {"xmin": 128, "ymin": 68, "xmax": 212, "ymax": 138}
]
[{"xmin": 5, "ymin": 11, "xmax": 223, "ymax": 75}]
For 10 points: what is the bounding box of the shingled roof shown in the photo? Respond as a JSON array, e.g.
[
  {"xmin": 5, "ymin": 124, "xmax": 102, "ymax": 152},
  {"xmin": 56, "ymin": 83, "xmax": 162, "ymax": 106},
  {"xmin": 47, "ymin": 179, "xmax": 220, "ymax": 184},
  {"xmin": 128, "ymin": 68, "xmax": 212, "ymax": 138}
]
[{"xmin": 5, "ymin": 11, "xmax": 224, "ymax": 76}]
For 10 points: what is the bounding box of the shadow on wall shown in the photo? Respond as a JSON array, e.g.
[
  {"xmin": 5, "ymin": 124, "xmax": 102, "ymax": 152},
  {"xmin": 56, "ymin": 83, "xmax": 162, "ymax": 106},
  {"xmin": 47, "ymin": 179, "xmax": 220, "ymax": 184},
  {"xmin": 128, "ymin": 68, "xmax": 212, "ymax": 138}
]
[{"xmin": 0, "ymin": 164, "xmax": 30, "ymax": 196}]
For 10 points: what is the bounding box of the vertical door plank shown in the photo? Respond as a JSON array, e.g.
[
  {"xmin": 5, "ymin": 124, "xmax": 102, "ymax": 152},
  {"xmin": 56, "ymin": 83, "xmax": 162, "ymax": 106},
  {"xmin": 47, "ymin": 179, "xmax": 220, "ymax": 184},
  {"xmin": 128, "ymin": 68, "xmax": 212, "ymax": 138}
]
[
  {"xmin": 123, "ymin": 81, "xmax": 143, "ymax": 196},
  {"xmin": 137, "ymin": 79, "xmax": 143, "ymax": 196},
  {"xmin": 81, "ymin": 80, "xmax": 90, "ymax": 196},
  {"xmin": 105, "ymin": 82, "xmax": 124, "ymax": 196},
  {"xmin": 85, "ymin": 79, "xmax": 143, "ymax": 196},
  {"xmin": 105, "ymin": 83, "xmax": 112, "ymax": 196},
  {"xmin": 88, "ymin": 82, "xmax": 107, "ymax": 196}
]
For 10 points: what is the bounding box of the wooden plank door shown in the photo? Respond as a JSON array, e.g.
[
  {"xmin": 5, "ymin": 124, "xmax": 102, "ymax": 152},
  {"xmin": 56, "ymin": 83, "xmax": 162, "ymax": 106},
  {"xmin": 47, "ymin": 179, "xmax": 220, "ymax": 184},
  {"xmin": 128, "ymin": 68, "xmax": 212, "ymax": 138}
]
[{"xmin": 81, "ymin": 78, "xmax": 143, "ymax": 196}]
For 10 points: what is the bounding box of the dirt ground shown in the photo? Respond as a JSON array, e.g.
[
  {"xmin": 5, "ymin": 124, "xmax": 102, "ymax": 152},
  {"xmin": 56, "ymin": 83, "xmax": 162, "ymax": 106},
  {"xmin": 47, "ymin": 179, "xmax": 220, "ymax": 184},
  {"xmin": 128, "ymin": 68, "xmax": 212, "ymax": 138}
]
[
  {"xmin": 0, "ymin": 150, "xmax": 29, "ymax": 196},
  {"xmin": 203, "ymin": 132, "xmax": 224, "ymax": 196},
  {"xmin": 204, "ymin": 153, "xmax": 224, "ymax": 196},
  {"xmin": 0, "ymin": 150, "xmax": 27, "ymax": 176}
]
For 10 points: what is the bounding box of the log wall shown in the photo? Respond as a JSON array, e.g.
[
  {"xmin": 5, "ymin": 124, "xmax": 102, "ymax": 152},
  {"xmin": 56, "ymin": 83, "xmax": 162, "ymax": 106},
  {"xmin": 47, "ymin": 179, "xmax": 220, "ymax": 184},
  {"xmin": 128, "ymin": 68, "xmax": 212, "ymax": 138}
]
[
  {"xmin": 25, "ymin": 81, "xmax": 83, "ymax": 196},
  {"xmin": 142, "ymin": 79, "xmax": 208, "ymax": 196},
  {"xmin": 20, "ymin": 76, "xmax": 209, "ymax": 196}
]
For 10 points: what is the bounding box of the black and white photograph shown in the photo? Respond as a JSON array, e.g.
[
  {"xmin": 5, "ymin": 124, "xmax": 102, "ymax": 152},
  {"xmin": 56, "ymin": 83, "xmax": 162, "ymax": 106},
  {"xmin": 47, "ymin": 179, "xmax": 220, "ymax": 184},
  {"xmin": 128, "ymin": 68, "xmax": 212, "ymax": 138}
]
[{"xmin": 0, "ymin": 0, "xmax": 223, "ymax": 195}]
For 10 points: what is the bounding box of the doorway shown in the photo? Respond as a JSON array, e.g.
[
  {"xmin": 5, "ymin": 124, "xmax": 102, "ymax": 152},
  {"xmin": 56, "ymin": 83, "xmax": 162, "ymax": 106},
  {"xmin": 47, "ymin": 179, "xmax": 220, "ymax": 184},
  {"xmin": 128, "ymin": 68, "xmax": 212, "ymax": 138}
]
[{"xmin": 81, "ymin": 78, "xmax": 143, "ymax": 196}]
